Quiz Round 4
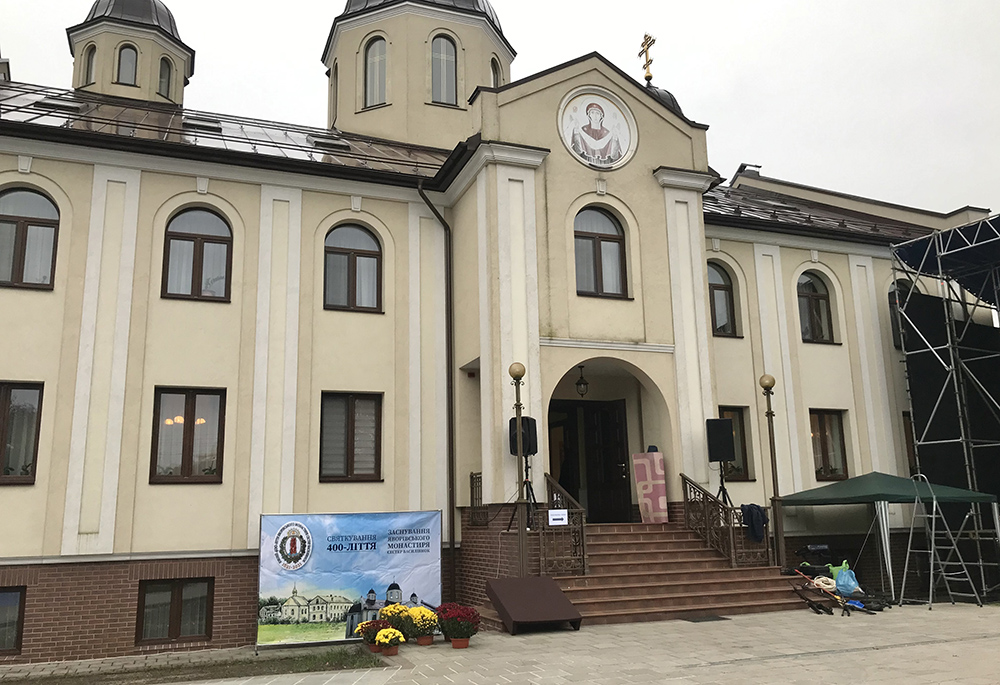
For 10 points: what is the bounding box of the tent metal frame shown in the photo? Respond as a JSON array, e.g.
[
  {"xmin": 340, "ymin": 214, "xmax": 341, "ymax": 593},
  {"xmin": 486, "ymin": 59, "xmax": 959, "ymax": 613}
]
[{"xmin": 891, "ymin": 215, "xmax": 1000, "ymax": 597}]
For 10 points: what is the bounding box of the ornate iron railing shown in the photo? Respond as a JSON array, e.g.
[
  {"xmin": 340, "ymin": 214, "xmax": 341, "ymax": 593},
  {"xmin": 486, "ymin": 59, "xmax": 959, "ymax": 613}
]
[
  {"xmin": 539, "ymin": 474, "xmax": 587, "ymax": 576},
  {"xmin": 681, "ymin": 473, "xmax": 771, "ymax": 568},
  {"xmin": 469, "ymin": 472, "xmax": 488, "ymax": 527}
]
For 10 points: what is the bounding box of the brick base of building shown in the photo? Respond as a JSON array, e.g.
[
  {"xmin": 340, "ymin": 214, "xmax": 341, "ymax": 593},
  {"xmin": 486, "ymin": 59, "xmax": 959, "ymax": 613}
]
[{"xmin": 0, "ymin": 556, "xmax": 259, "ymax": 664}]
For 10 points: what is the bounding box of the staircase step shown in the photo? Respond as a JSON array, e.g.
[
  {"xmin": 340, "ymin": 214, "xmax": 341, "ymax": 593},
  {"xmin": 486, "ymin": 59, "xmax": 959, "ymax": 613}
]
[
  {"xmin": 587, "ymin": 547, "xmax": 721, "ymax": 562},
  {"xmin": 565, "ymin": 586, "xmax": 796, "ymax": 612},
  {"xmin": 586, "ymin": 523, "xmax": 688, "ymax": 534},
  {"xmin": 558, "ymin": 576, "xmax": 791, "ymax": 599},
  {"xmin": 585, "ymin": 531, "xmax": 704, "ymax": 543},
  {"xmin": 577, "ymin": 597, "xmax": 804, "ymax": 625},
  {"xmin": 556, "ymin": 566, "xmax": 782, "ymax": 588},
  {"xmin": 586, "ymin": 539, "xmax": 707, "ymax": 552},
  {"xmin": 587, "ymin": 556, "xmax": 731, "ymax": 573}
]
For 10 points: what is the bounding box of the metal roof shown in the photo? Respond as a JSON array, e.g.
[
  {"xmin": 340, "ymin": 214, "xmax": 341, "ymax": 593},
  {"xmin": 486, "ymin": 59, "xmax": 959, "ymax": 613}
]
[
  {"xmin": 341, "ymin": 0, "xmax": 503, "ymax": 34},
  {"xmin": 83, "ymin": 0, "xmax": 182, "ymax": 42},
  {"xmin": 703, "ymin": 183, "xmax": 933, "ymax": 245},
  {"xmin": 0, "ymin": 81, "xmax": 450, "ymax": 183}
]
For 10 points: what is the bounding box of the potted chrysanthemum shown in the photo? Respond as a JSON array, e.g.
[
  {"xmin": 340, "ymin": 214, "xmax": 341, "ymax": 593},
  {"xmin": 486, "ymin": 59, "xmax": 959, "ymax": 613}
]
[
  {"xmin": 379, "ymin": 603, "xmax": 414, "ymax": 639},
  {"xmin": 409, "ymin": 606, "xmax": 439, "ymax": 646},
  {"xmin": 375, "ymin": 627, "xmax": 406, "ymax": 656},
  {"xmin": 435, "ymin": 603, "xmax": 480, "ymax": 649},
  {"xmin": 354, "ymin": 619, "xmax": 392, "ymax": 653}
]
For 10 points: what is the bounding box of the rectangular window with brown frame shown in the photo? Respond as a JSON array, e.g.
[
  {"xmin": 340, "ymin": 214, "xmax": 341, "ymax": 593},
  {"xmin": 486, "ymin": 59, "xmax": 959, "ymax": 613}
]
[
  {"xmin": 136, "ymin": 578, "xmax": 213, "ymax": 646},
  {"xmin": 150, "ymin": 388, "xmax": 225, "ymax": 483},
  {"xmin": 719, "ymin": 406, "xmax": 751, "ymax": 481},
  {"xmin": 810, "ymin": 409, "xmax": 849, "ymax": 481},
  {"xmin": 0, "ymin": 382, "xmax": 42, "ymax": 485},
  {"xmin": 320, "ymin": 392, "xmax": 382, "ymax": 482},
  {"xmin": 0, "ymin": 587, "xmax": 26, "ymax": 655}
]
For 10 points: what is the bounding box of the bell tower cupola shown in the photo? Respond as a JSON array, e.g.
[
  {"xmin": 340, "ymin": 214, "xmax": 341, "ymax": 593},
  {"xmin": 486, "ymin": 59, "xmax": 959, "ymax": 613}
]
[
  {"xmin": 322, "ymin": 0, "xmax": 515, "ymax": 148},
  {"xmin": 67, "ymin": 0, "xmax": 195, "ymax": 106}
]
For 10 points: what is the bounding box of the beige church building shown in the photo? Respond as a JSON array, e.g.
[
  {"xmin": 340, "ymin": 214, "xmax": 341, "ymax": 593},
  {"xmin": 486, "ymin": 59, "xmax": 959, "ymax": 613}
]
[{"xmin": 0, "ymin": 0, "xmax": 991, "ymax": 663}]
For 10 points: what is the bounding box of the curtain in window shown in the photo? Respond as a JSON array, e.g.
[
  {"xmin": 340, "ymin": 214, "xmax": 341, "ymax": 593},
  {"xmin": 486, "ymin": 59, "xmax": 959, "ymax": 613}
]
[
  {"xmin": 0, "ymin": 222, "xmax": 14, "ymax": 282},
  {"xmin": 356, "ymin": 256, "xmax": 378, "ymax": 309},
  {"xmin": 200, "ymin": 242, "xmax": 228, "ymax": 297},
  {"xmin": 179, "ymin": 582, "xmax": 209, "ymax": 637},
  {"xmin": 141, "ymin": 584, "xmax": 173, "ymax": 640},
  {"xmin": 118, "ymin": 46, "xmax": 137, "ymax": 85},
  {"xmin": 156, "ymin": 393, "xmax": 185, "ymax": 476},
  {"xmin": 0, "ymin": 191, "xmax": 59, "ymax": 219},
  {"xmin": 431, "ymin": 36, "xmax": 457, "ymax": 104},
  {"xmin": 365, "ymin": 39, "xmax": 386, "ymax": 107},
  {"xmin": 354, "ymin": 397, "xmax": 378, "ymax": 475},
  {"xmin": 22, "ymin": 225, "xmax": 54, "ymax": 285},
  {"xmin": 320, "ymin": 395, "xmax": 348, "ymax": 477},
  {"xmin": 192, "ymin": 394, "xmax": 220, "ymax": 476},
  {"xmin": 600, "ymin": 241, "xmax": 623, "ymax": 295},
  {"xmin": 575, "ymin": 238, "xmax": 595, "ymax": 292},
  {"xmin": 325, "ymin": 252, "xmax": 349, "ymax": 307},
  {"xmin": 3, "ymin": 388, "xmax": 40, "ymax": 477},
  {"xmin": 166, "ymin": 240, "xmax": 194, "ymax": 295},
  {"xmin": 0, "ymin": 592, "xmax": 20, "ymax": 650}
]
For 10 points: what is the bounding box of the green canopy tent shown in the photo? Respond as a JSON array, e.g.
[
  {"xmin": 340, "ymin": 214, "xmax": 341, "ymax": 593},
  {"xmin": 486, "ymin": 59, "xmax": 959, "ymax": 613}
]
[{"xmin": 781, "ymin": 472, "xmax": 998, "ymax": 599}]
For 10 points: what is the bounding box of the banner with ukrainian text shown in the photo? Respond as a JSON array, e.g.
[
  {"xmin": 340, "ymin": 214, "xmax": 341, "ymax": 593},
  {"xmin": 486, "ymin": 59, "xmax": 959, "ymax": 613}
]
[{"xmin": 256, "ymin": 511, "xmax": 442, "ymax": 646}]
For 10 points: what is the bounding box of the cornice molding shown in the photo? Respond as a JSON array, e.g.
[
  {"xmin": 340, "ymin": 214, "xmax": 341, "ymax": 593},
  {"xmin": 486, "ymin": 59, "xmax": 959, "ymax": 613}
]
[
  {"xmin": 441, "ymin": 142, "xmax": 548, "ymax": 205},
  {"xmin": 705, "ymin": 223, "xmax": 893, "ymax": 260},
  {"xmin": 653, "ymin": 166, "xmax": 716, "ymax": 192},
  {"xmin": 540, "ymin": 337, "xmax": 675, "ymax": 354}
]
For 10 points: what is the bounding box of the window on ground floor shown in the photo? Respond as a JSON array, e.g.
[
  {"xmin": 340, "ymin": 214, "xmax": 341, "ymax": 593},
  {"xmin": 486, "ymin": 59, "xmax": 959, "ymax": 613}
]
[
  {"xmin": 719, "ymin": 406, "xmax": 750, "ymax": 481},
  {"xmin": 320, "ymin": 392, "xmax": 382, "ymax": 482},
  {"xmin": 137, "ymin": 578, "xmax": 213, "ymax": 645},
  {"xmin": 0, "ymin": 587, "xmax": 26, "ymax": 655},
  {"xmin": 810, "ymin": 409, "xmax": 848, "ymax": 481},
  {"xmin": 1, "ymin": 382, "xmax": 43, "ymax": 485}
]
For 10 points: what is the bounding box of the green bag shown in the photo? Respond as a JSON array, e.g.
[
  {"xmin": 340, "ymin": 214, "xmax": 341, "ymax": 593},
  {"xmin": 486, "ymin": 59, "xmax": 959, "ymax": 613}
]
[{"xmin": 826, "ymin": 560, "xmax": 850, "ymax": 580}]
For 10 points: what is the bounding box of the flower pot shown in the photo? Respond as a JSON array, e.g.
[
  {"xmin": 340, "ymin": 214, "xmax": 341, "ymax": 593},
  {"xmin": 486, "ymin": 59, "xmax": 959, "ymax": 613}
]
[
  {"xmin": 367, "ymin": 643, "xmax": 382, "ymax": 653},
  {"xmin": 382, "ymin": 645, "xmax": 399, "ymax": 656},
  {"xmin": 416, "ymin": 635, "xmax": 434, "ymax": 646},
  {"xmin": 450, "ymin": 637, "xmax": 470, "ymax": 649}
]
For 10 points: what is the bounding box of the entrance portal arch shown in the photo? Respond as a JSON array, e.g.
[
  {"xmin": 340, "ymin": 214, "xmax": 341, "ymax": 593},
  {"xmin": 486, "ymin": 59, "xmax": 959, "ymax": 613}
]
[{"xmin": 546, "ymin": 357, "xmax": 672, "ymax": 524}]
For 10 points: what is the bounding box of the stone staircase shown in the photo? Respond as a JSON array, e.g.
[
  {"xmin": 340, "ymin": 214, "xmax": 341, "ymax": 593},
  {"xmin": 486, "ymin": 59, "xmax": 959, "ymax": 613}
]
[{"xmin": 481, "ymin": 521, "xmax": 799, "ymax": 630}]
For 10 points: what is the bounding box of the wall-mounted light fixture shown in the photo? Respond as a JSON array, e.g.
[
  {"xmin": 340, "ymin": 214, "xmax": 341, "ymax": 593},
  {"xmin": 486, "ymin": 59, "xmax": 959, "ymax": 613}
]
[{"xmin": 575, "ymin": 365, "xmax": 589, "ymax": 397}]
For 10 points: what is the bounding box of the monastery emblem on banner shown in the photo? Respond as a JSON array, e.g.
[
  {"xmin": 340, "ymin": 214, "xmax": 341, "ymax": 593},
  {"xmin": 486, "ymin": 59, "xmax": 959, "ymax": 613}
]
[
  {"xmin": 558, "ymin": 87, "xmax": 638, "ymax": 170},
  {"xmin": 273, "ymin": 521, "xmax": 313, "ymax": 571}
]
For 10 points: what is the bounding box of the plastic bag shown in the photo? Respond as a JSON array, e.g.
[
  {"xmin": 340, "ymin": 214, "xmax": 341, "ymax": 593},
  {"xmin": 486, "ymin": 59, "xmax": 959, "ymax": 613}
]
[{"xmin": 836, "ymin": 568, "xmax": 860, "ymax": 596}]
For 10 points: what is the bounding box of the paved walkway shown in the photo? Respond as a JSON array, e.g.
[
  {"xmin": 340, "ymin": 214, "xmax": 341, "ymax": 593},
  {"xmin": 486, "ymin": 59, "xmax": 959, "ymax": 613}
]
[{"xmin": 3, "ymin": 605, "xmax": 1000, "ymax": 684}]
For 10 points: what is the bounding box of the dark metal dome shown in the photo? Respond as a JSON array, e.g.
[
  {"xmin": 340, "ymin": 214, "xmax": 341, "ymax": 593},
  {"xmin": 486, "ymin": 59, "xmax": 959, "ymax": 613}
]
[
  {"xmin": 341, "ymin": 0, "xmax": 503, "ymax": 35},
  {"xmin": 646, "ymin": 82, "xmax": 683, "ymax": 118},
  {"xmin": 83, "ymin": 0, "xmax": 182, "ymax": 42}
]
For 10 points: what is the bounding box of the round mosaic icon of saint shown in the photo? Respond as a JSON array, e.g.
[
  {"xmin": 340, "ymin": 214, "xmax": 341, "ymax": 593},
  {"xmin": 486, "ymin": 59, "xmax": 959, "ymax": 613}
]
[
  {"xmin": 273, "ymin": 521, "xmax": 313, "ymax": 571},
  {"xmin": 560, "ymin": 91, "xmax": 635, "ymax": 169}
]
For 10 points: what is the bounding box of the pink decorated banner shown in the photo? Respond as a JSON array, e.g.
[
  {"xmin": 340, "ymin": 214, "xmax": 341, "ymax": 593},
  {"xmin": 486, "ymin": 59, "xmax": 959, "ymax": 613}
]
[{"xmin": 631, "ymin": 452, "xmax": 669, "ymax": 523}]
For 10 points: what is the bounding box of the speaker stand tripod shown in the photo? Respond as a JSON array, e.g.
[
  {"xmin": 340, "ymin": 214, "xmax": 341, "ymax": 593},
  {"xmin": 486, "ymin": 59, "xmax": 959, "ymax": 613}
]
[
  {"xmin": 507, "ymin": 453, "xmax": 539, "ymax": 531},
  {"xmin": 716, "ymin": 466, "xmax": 734, "ymax": 508}
]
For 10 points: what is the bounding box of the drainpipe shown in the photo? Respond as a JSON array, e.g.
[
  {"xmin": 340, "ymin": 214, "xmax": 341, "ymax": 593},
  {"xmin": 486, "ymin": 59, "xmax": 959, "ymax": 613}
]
[{"xmin": 417, "ymin": 180, "xmax": 457, "ymax": 603}]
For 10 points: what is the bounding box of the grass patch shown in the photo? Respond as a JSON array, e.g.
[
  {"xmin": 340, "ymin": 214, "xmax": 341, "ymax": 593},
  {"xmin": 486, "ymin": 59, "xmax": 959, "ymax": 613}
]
[
  {"xmin": 257, "ymin": 621, "xmax": 348, "ymax": 645},
  {"xmin": 0, "ymin": 646, "xmax": 383, "ymax": 685}
]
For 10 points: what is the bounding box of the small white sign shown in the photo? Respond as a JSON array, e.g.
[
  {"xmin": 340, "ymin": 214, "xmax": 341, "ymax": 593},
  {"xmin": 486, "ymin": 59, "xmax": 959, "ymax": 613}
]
[{"xmin": 548, "ymin": 509, "xmax": 569, "ymax": 526}]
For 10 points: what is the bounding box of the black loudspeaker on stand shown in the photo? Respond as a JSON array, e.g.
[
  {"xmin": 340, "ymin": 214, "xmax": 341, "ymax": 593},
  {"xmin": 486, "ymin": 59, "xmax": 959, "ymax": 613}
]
[
  {"xmin": 507, "ymin": 416, "xmax": 539, "ymax": 530},
  {"xmin": 706, "ymin": 418, "xmax": 736, "ymax": 507}
]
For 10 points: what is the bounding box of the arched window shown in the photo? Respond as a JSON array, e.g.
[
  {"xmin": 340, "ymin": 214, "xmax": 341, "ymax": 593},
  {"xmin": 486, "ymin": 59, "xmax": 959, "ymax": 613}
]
[
  {"xmin": 0, "ymin": 189, "xmax": 59, "ymax": 289},
  {"xmin": 798, "ymin": 271, "xmax": 834, "ymax": 343},
  {"xmin": 431, "ymin": 35, "xmax": 457, "ymax": 105},
  {"xmin": 490, "ymin": 58, "xmax": 502, "ymax": 88},
  {"xmin": 889, "ymin": 279, "xmax": 913, "ymax": 350},
  {"xmin": 364, "ymin": 38, "xmax": 386, "ymax": 108},
  {"xmin": 325, "ymin": 224, "xmax": 381, "ymax": 311},
  {"xmin": 162, "ymin": 209, "xmax": 232, "ymax": 301},
  {"xmin": 708, "ymin": 262, "xmax": 736, "ymax": 336},
  {"xmin": 117, "ymin": 45, "xmax": 138, "ymax": 86},
  {"xmin": 574, "ymin": 208, "xmax": 625, "ymax": 297},
  {"xmin": 84, "ymin": 45, "xmax": 97, "ymax": 85},
  {"xmin": 158, "ymin": 57, "xmax": 172, "ymax": 98}
]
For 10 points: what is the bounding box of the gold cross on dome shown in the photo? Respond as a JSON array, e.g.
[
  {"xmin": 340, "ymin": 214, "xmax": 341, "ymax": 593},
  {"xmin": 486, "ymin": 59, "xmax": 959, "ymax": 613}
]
[{"xmin": 638, "ymin": 34, "xmax": 656, "ymax": 83}]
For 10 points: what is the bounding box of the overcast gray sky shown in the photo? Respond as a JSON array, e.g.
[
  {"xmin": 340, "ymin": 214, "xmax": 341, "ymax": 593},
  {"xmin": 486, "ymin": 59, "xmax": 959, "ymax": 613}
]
[{"xmin": 3, "ymin": 0, "xmax": 998, "ymax": 215}]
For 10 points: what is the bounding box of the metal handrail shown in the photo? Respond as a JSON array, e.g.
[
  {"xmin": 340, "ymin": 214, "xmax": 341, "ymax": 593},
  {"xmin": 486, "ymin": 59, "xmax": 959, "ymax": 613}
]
[
  {"xmin": 680, "ymin": 473, "xmax": 771, "ymax": 568},
  {"xmin": 544, "ymin": 473, "xmax": 585, "ymax": 514}
]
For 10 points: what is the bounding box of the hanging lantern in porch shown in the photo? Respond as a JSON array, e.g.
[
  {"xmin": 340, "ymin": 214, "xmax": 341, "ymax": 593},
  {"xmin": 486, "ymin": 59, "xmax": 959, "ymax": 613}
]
[{"xmin": 575, "ymin": 365, "xmax": 589, "ymax": 397}]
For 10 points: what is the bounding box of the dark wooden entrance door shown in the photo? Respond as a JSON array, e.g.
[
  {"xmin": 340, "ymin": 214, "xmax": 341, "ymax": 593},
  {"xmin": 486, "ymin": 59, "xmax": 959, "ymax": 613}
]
[{"xmin": 549, "ymin": 399, "xmax": 631, "ymax": 523}]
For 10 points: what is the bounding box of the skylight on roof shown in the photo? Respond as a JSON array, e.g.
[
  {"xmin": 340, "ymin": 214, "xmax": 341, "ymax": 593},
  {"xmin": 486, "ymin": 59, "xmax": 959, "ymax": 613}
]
[
  {"xmin": 181, "ymin": 115, "xmax": 222, "ymax": 133},
  {"xmin": 308, "ymin": 133, "xmax": 351, "ymax": 152}
]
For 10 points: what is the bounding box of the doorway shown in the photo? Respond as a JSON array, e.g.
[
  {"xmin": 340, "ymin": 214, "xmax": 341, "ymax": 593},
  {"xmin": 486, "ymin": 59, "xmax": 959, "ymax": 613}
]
[{"xmin": 548, "ymin": 399, "xmax": 631, "ymax": 523}]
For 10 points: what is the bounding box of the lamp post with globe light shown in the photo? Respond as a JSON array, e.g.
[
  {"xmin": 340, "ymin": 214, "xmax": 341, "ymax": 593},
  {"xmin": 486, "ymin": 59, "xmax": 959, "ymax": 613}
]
[
  {"xmin": 509, "ymin": 362, "xmax": 529, "ymax": 577},
  {"xmin": 759, "ymin": 373, "xmax": 787, "ymax": 569}
]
